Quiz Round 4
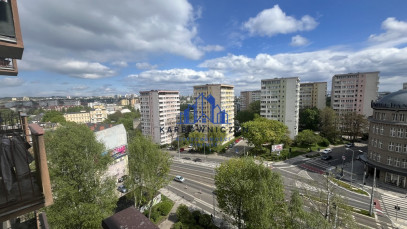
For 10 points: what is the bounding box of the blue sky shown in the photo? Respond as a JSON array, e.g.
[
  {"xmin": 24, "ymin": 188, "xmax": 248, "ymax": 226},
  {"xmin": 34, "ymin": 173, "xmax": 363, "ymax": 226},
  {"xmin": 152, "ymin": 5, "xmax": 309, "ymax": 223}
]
[{"xmin": 1, "ymin": 0, "xmax": 407, "ymax": 97}]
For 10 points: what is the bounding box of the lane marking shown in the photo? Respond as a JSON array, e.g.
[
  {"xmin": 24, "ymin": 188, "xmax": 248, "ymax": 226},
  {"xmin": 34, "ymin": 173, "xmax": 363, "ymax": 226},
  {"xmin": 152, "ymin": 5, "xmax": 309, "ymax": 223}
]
[{"xmin": 167, "ymin": 184, "xmax": 214, "ymax": 209}]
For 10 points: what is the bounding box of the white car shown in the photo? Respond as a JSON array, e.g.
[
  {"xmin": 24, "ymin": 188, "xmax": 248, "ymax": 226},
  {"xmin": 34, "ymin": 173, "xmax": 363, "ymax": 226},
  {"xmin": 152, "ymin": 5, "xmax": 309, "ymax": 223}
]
[
  {"xmin": 322, "ymin": 148, "xmax": 332, "ymax": 154},
  {"xmin": 174, "ymin": 175, "xmax": 185, "ymax": 183}
]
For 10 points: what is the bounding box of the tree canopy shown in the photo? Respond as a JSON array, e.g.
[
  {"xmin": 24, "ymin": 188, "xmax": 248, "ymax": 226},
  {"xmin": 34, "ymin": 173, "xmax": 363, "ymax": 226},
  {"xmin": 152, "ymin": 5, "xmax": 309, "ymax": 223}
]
[
  {"xmin": 236, "ymin": 110, "xmax": 255, "ymax": 124},
  {"xmin": 294, "ymin": 129, "xmax": 321, "ymax": 147},
  {"xmin": 215, "ymin": 158, "xmax": 286, "ymax": 228},
  {"xmin": 126, "ymin": 135, "xmax": 172, "ymax": 219},
  {"xmin": 44, "ymin": 122, "xmax": 116, "ymax": 228},
  {"xmin": 248, "ymin": 100, "xmax": 261, "ymax": 115},
  {"xmin": 241, "ymin": 117, "xmax": 289, "ymax": 151},
  {"xmin": 299, "ymin": 108, "xmax": 320, "ymax": 131},
  {"xmin": 320, "ymin": 107, "xmax": 340, "ymax": 143},
  {"xmin": 42, "ymin": 110, "xmax": 66, "ymax": 123}
]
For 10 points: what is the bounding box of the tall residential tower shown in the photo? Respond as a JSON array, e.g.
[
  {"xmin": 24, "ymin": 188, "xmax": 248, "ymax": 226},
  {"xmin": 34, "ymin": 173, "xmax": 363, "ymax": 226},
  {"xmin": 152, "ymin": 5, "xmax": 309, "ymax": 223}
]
[
  {"xmin": 240, "ymin": 90, "xmax": 261, "ymax": 110},
  {"xmin": 140, "ymin": 90, "xmax": 180, "ymax": 145},
  {"xmin": 299, "ymin": 82, "xmax": 327, "ymax": 110},
  {"xmin": 261, "ymin": 77, "xmax": 300, "ymax": 139}
]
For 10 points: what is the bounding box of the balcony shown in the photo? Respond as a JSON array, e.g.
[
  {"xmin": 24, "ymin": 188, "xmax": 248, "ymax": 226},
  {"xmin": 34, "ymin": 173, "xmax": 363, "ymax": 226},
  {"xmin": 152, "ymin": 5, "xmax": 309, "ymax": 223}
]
[
  {"xmin": 0, "ymin": 111, "xmax": 53, "ymax": 222},
  {"xmin": 0, "ymin": 57, "xmax": 17, "ymax": 76},
  {"xmin": 0, "ymin": 0, "xmax": 24, "ymax": 76}
]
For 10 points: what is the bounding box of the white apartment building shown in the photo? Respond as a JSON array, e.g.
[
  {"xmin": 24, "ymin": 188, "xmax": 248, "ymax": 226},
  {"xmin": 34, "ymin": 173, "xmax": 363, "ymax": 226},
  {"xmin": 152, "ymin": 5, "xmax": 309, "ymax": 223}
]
[
  {"xmin": 331, "ymin": 72, "xmax": 379, "ymax": 117},
  {"xmin": 299, "ymin": 82, "xmax": 327, "ymax": 110},
  {"xmin": 240, "ymin": 90, "xmax": 261, "ymax": 110},
  {"xmin": 140, "ymin": 90, "xmax": 180, "ymax": 145},
  {"xmin": 193, "ymin": 84, "xmax": 235, "ymax": 142},
  {"xmin": 261, "ymin": 77, "xmax": 300, "ymax": 139}
]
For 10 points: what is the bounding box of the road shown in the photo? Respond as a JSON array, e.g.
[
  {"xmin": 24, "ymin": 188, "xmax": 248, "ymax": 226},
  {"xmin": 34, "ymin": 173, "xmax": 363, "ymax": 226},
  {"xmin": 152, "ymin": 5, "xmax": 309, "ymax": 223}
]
[{"xmin": 165, "ymin": 142, "xmax": 398, "ymax": 228}]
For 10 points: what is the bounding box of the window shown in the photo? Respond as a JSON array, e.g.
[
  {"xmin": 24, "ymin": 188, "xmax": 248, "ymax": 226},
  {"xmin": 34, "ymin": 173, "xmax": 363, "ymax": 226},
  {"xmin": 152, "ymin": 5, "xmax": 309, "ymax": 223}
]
[
  {"xmin": 370, "ymin": 152, "xmax": 373, "ymax": 159},
  {"xmin": 387, "ymin": 156, "xmax": 392, "ymax": 165},
  {"xmin": 372, "ymin": 124, "xmax": 375, "ymax": 133},
  {"xmin": 371, "ymin": 139, "xmax": 375, "ymax": 146},
  {"xmin": 404, "ymin": 144, "xmax": 407, "ymax": 153},
  {"xmin": 379, "ymin": 140, "xmax": 383, "ymax": 149},
  {"xmin": 395, "ymin": 158, "xmax": 400, "ymax": 167},
  {"xmin": 395, "ymin": 143, "xmax": 401, "ymax": 152},
  {"xmin": 374, "ymin": 139, "xmax": 377, "ymax": 147},
  {"xmin": 380, "ymin": 126, "xmax": 384, "ymax": 135},
  {"xmin": 397, "ymin": 128, "xmax": 404, "ymax": 138},
  {"xmin": 392, "ymin": 113, "xmax": 398, "ymax": 121},
  {"xmin": 390, "ymin": 128, "xmax": 396, "ymax": 137},
  {"xmin": 388, "ymin": 142, "xmax": 394, "ymax": 151},
  {"xmin": 377, "ymin": 154, "xmax": 381, "ymax": 162},
  {"xmin": 402, "ymin": 159, "xmax": 407, "ymax": 168},
  {"xmin": 400, "ymin": 114, "xmax": 405, "ymax": 122}
]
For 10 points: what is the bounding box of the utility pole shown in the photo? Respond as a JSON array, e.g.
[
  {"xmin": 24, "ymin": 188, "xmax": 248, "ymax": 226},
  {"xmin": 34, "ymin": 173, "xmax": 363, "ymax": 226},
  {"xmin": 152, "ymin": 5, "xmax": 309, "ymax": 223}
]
[
  {"xmin": 369, "ymin": 167, "xmax": 376, "ymax": 216},
  {"xmin": 346, "ymin": 148, "xmax": 355, "ymax": 187}
]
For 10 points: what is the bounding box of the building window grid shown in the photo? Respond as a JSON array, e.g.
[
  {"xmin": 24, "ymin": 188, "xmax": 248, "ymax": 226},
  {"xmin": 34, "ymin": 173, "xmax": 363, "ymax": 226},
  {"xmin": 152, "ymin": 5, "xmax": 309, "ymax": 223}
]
[{"xmin": 387, "ymin": 156, "xmax": 392, "ymax": 165}]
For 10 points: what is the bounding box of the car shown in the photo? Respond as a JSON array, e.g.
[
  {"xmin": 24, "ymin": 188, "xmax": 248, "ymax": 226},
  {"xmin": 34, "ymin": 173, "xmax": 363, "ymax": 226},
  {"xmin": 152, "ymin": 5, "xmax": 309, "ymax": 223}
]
[
  {"xmin": 117, "ymin": 185, "xmax": 127, "ymax": 193},
  {"xmin": 345, "ymin": 143, "xmax": 355, "ymax": 148},
  {"xmin": 322, "ymin": 148, "xmax": 332, "ymax": 154},
  {"xmin": 180, "ymin": 148, "xmax": 185, "ymax": 152},
  {"xmin": 321, "ymin": 155, "xmax": 332, "ymax": 160},
  {"xmin": 188, "ymin": 144, "xmax": 193, "ymax": 148},
  {"xmin": 229, "ymin": 144, "xmax": 233, "ymax": 148},
  {"xmin": 183, "ymin": 157, "xmax": 191, "ymax": 160},
  {"xmin": 174, "ymin": 175, "xmax": 185, "ymax": 183},
  {"xmin": 193, "ymin": 158, "xmax": 202, "ymax": 162},
  {"xmin": 167, "ymin": 146, "xmax": 173, "ymax": 150}
]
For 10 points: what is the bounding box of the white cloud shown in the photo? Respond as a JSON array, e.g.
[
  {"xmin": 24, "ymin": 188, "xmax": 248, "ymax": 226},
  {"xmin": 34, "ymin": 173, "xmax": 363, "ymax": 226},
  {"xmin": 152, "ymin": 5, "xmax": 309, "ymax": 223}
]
[
  {"xmin": 369, "ymin": 17, "xmax": 407, "ymax": 47},
  {"xmin": 111, "ymin": 61, "xmax": 128, "ymax": 67},
  {"xmin": 135, "ymin": 62, "xmax": 158, "ymax": 70},
  {"xmin": 0, "ymin": 78, "xmax": 24, "ymax": 87},
  {"xmin": 128, "ymin": 69, "xmax": 224, "ymax": 83},
  {"xmin": 71, "ymin": 85, "xmax": 90, "ymax": 91},
  {"xmin": 290, "ymin": 35, "xmax": 309, "ymax": 47},
  {"xmin": 243, "ymin": 5, "xmax": 318, "ymax": 37},
  {"xmin": 200, "ymin": 45, "xmax": 225, "ymax": 52}
]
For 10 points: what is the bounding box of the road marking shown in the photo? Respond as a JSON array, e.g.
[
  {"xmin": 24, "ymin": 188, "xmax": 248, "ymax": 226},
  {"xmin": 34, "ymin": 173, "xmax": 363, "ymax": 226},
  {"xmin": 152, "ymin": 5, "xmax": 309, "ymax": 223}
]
[
  {"xmin": 171, "ymin": 168, "xmax": 214, "ymax": 180},
  {"xmin": 167, "ymin": 185, "xmax": 214, "ymax": 210},
  {"xmin": 169, "ymin": 172, "xmax": 216, "ymax": 189},
  {"xmin": 172, "ymin": 164, "xmax": 216, "ymax": 175}
]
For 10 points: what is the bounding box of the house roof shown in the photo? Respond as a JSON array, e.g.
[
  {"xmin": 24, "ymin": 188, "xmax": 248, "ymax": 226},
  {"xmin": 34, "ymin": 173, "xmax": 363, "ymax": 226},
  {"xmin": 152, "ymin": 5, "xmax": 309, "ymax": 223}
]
[{"xmin": 102, "ymin": 207, "xmax": 158, "ymax": 229}]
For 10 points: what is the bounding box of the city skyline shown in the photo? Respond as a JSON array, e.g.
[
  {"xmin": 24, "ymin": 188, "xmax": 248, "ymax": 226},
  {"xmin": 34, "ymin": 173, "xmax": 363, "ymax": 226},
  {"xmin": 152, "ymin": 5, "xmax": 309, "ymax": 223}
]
[{"xmin": 1, "ymin": 0, "xmax": 407, "ymax": 97}]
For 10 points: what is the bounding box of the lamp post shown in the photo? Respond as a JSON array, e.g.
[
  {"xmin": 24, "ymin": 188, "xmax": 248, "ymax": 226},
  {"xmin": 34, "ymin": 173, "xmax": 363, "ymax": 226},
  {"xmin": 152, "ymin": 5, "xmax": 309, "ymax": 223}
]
[{"xmin": 346, "ymin": 148, "xmax": 355, "ymax": 187}]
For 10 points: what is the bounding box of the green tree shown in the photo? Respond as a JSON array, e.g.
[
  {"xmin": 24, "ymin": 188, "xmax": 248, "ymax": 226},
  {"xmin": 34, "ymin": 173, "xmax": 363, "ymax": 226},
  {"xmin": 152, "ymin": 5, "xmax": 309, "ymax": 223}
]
[
  {"xmin": 42, "ymin": 110, "xmax": 66, "ymax": 123},
  {"xmin": 340, "ymin": 112, "xmax": 368, "ymax": 141},
  {"xmin": 215, "ymin": 158, "xmax": 286, "ymax": 229},
  {"xmin": 299, "ymin": 108, "xmax": 320, "ymax": 131},
  {"xmin": 236, "ymin": 110, "xmax": 255, "ymax": 124},
  {"xmin": 294, "ymin": 130, "xmax": 321, "ymax": 147},
  {"xmin": 249, "ymin": 100, "xmax": 261, "ymax": 114},
  {"xmin": 44, "ymin": 122, "xmax": 116, "ymax": 228},
  {"xmin": 188, "ymin": 131, "xmax": 205, "ymax": 150},
  {"xmin": 319, "ymin": 108, "xmax": 339, "ymax": 143},
  {"xmin": 126, "ymin": 135, "xmax": 172, "ymax": 219},
  {"xmin": 242, "ymin": 117, "xmax": 289, "ymax": 152},
  {"xmin": 207, "ymin": 129, "xmax": 227, "ymax": 152}
]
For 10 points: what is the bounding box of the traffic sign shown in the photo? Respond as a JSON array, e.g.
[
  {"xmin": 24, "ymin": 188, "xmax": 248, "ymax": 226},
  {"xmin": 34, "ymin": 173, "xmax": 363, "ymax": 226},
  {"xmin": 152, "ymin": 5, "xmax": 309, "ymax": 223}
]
[{"xmin": 342, "ymin": 155, "xmax": 346, "ymax": 160}]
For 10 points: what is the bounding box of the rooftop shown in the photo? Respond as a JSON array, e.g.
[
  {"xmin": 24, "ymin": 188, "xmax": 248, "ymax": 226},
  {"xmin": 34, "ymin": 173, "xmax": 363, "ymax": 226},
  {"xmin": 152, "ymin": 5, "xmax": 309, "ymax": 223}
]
[{"xmin": 371, "ymin": 89, "xmax": 407, "ymax": 110}]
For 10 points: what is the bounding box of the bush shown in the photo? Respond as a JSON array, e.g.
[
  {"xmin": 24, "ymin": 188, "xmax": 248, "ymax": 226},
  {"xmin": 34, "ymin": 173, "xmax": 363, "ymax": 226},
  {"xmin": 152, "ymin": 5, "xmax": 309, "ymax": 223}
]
[
  {"xmin": 319, "ymin": 138, "xmax": 330, "ymax": 147},
  {"xmin": 192, "ymin": 210, "xmax": 202, "ymax": 223},
  {"xmin": 172, "ymin": 222, "xmax": 188, "ymax": 229},
  {"xmin": 199, "ymin": 214, "xmax": 211, "ymax": 227},
  {"xmin": 157, "ymin": 200, "xmax": 173, "ymax": 216},
  {"xmin": 176, "ymin": 205, "xmax": 193, "ymax": 224}
]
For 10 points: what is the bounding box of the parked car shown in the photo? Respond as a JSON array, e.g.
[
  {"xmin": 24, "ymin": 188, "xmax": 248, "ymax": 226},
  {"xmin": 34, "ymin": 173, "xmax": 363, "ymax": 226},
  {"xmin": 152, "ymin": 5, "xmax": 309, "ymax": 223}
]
[
  {"xmin": 174, "ymin": 175, "xmax": 185, "ymax": 183},
  {"xmin": 321, "ymin": 154, "xmax": 332, "ymax": 160},
  {"xmin": 117, "ymin": 185, "xmax": 128, "ymax": 193},
  {"xmin": 180, "ymin": 148, "xmax": 185, "ymax": 152},
  {"xmin": 322, "ymin": 148, "xmax": 332, "ymax": 154},
  {"xmin": 193, "ymin": 158, "xmax": 202, "ymax": 162},
  {"xmin": 183, "ymin": 157, "xmax": 191, "ymax": 160},
  {"xmin": 345, "ymin": 143, "xmax": 355, "ymax": 148},
  {"xmin": 188, "ymin": 144, "xmax": 193, "ymax": 148}
]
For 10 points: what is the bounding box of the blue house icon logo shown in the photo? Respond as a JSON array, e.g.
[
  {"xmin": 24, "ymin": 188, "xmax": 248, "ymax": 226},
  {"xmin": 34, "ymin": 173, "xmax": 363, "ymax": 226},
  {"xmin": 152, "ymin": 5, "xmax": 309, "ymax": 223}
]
[{"xmin": 178, "ymin": 93, "xmax": 229, "ymax": 125}]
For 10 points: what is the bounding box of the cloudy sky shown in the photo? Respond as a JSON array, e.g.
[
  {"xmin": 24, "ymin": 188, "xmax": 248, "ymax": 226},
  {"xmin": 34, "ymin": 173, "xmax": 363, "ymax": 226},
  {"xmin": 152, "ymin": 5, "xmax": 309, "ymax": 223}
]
[{"xmin": 2, "ymin": 0, "xmax": 407, "ymax": 97}]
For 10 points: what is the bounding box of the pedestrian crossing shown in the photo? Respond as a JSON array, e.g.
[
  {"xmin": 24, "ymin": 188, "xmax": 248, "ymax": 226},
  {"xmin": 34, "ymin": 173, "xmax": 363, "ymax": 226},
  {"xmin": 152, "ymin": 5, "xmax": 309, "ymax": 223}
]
[
  {"xmin": 381, "ymin": 193, "xmax": 407, "ymax": 221},
  {"xmin": 299, "ymin": 159, "xmax": 336, "ymax": 174}
]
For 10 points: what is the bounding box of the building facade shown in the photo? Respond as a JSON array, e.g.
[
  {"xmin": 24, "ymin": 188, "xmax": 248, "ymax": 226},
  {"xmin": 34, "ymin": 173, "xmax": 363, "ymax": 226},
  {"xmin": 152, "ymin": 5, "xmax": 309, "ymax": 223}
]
[
  {"xmin": 260, "ymin": 77, "xmax": 300, "ymax": 139},
  {"xmin": 193, "ymin": 84, "xmax": 235, "ymax": 142},
  {"xmin": 64, "ymin": 111, "xmax": 91, "ymax": 123},
  {"xmin": 140, "ymin": 90, "xmax": 180, "ymax": 145},
  {"xmin": 403, "ymin": 82, "xmax": 407, "ymax": 90},
  {"xmin": 240, "ymin": 90, "xmax": 261, "ymax": 111},
  {"xmin": 299, "ymin": 82, "xmax": 327, "ymax": 110},
  {"xmin": 331, "ymin": 72, "xmax": 379, "ymax": 117},
  {"xmin": 364, "ymin": 90, "xmax": 407, "ymax": 189},
  {"xmin": 90, "ymin": 107, "xmax": 108, "ymax": 123}
]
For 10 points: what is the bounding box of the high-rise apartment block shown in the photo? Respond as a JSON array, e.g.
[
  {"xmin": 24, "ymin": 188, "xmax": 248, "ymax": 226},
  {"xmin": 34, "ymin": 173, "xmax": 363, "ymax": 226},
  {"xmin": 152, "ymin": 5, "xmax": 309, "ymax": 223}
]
[
  {"xmin": 140, "ymin": 90, "xmax": 180, "ymax": 145},
  {"xmin": 403, "ymin": 82, "xmax": 407, "ymax": 90},
  {"xmin": 331, "ymin": 72, "xmax": 379, "ymax": 117},
  {"xmin": 299, "ymin": 82, "xmax": 327, "ymax": 110},
  {"xmin": 193, "ymin": 84, "xmax": 235, "ymax": 141},
  {"xmin": 240, "ymin": 90, "xmax": 261, "ymax": 110},
  {"xmin": 261, "ymin": 77, "xmax": 300, "ymax": 139}
]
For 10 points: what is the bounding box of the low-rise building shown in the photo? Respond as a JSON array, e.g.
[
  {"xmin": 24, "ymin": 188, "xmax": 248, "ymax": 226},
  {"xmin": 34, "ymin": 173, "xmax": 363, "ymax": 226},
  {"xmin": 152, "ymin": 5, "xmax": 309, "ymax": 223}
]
[{"xmin": 64, "ymin": 111, "xmax": 91, "ymax": 123}]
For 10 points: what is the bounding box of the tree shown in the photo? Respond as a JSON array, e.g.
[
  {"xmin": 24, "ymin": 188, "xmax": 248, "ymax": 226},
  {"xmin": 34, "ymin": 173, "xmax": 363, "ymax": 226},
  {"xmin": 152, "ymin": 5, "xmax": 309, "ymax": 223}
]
[
  {"xmin": 340, "ymin": 112, "xmax": 368, "ymax": 141},
  {"xmin": 299, "ymin": 108, "xmax": 320, "ymax": 131},
  {"xmin": 294, "ymin": 130, "xmax": 321, "ymax": 147},
  {"xmin": 236, "ymin": 110, "xmax": 255, "ymax": 124},
  {"xmin": 44, "ymin": 122, "xmax": 116, "ymax": 228},
  {"xmin": 249, "ymin": 100, "xmax": 261, "ymax": 114},
  {"xmin": 207, "ymin": 129, "xmax": 227, "ymax": 152},
  {"xmin": 126, "ymin": 135, "xmax": 172, "ymax": 219},
  {"xmin": 319, "ymin": 108, "xmax": 340, "ymax": 143},
  {"xmin": 242, "ymin": 117, "xmax": 289, "ymax": 152},
  {"xmin": 215, "ymin": 158, "xmax": 286, "ymax": 229},
  {"xmin": 188, "ymin": 131, "xmax": 205, "ymax": 150},
  {"xmin": 42, "ymin": 110, "xmax": 66, "ymax": 123}
]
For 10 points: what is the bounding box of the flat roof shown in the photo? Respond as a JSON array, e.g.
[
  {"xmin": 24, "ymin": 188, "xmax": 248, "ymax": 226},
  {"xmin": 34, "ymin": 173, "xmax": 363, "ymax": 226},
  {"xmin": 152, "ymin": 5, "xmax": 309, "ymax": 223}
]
[
  {"xmin": 261, "ymin": 77, "xmax": 299, "ymax": 81},
  {"xmin": 193, "ymin": 84, "xmax": 234, "ymax": 88},
  {"xmin": 333, "ymin": 71, "xmax": 380, "ymax": 76}
]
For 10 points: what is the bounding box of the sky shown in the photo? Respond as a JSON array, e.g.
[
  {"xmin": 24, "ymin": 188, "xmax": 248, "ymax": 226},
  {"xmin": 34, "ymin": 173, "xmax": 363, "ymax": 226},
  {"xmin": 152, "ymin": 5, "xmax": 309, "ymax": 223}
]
[{"xmin": 2, "ymin": 0, "xmax": 407, "ymax": 97}]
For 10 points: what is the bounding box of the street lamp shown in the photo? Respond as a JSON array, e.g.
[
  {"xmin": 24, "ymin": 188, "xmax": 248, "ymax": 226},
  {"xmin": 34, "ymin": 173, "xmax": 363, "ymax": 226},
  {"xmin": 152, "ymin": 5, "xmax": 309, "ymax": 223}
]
[{"xmin": 346, "ymin": 148, "xmax": 355, "ymax": 187}]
